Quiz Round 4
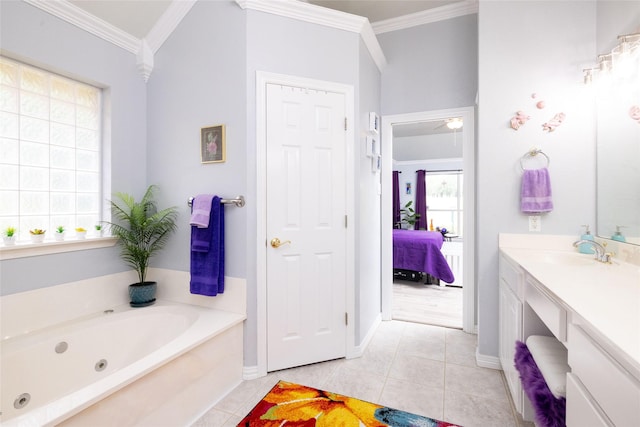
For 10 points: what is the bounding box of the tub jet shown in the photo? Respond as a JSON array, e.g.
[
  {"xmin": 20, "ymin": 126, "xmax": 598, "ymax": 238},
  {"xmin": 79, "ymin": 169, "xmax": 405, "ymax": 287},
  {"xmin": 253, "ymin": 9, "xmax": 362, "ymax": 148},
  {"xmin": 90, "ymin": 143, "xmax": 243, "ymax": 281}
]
[
  {"xmin": 14, "ymin": 393, "xmax": 30, "ymax": 409},
  {"xmin": 55, "ymin": 341, "xmax": 68, "ymax": 354},
  {"xmin": 95, "ymin": 359, "xmax": 108, "ymax": 372}
]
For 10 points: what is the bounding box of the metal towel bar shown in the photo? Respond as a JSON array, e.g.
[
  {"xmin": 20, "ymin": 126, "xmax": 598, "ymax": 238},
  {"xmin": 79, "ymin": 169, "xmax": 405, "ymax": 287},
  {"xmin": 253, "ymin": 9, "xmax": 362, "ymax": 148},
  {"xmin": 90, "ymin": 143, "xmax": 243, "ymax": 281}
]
[{"xmin": 188, "ymin": 195, "xmax": 245, "ymax": 208}]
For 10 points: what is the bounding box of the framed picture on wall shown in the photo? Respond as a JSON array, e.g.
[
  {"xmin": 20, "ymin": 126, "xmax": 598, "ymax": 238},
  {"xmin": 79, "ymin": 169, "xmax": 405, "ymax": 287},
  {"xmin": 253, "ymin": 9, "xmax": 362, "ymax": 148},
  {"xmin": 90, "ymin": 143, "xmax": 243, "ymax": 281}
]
[
  {"xmin": 371, "ymin": 154, "xmax": 381, "ymax": 173},
  {"xmin": 366, "ymin": 135, "xmax": 378, "ymax": 158},
  {"xmin": 201, "ymin": 124, "xmax": 226, "ymax": 163},
  {"xmin": 368, "ymin": 112, "xmax": 380, "ymax": 134}
]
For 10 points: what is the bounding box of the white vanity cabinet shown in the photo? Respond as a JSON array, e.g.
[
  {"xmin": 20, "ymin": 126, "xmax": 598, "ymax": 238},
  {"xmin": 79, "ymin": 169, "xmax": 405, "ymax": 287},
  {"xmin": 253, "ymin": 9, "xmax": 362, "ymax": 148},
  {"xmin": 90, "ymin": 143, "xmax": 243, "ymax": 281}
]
[
  {"xmin": 566, "ymin": 323, "xmax": 640, "ymax": 426},
  {"xmin": 498, "ymin": 254, "xmax": 524, "ymax": 413},
  {"xmin": 499, "ymin": 236, "xmax": 640, "ymax": 427}
]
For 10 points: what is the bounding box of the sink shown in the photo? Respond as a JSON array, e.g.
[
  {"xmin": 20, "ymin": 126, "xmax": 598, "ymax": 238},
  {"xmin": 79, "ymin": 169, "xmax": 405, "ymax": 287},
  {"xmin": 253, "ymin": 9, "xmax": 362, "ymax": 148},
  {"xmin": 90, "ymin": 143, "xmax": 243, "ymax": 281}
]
[{"xmin": 534, "ymin": 251, "xmax": 598, "ymax": 266}]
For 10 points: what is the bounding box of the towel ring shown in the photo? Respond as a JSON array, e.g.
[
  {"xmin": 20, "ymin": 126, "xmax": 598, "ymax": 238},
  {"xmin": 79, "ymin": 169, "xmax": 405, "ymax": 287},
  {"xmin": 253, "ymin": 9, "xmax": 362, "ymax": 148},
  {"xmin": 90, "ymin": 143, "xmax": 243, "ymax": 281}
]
[{"xmin": 520, "ymin": 149, "xmax": 550, "ymax": 171}]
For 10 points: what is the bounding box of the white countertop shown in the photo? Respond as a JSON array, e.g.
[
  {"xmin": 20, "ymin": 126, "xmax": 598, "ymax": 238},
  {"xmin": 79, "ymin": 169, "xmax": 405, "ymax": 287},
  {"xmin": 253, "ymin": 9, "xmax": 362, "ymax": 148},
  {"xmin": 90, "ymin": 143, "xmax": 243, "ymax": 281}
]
[{"xmin": 499, "ymin": 234, "xmax": 640, "ymax": 379}]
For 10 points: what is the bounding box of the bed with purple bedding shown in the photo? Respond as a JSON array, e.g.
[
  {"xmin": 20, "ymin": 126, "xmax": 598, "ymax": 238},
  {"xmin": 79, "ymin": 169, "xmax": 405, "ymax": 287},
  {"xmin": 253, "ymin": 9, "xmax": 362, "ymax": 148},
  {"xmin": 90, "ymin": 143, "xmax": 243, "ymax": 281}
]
[{"xmin": 393, "ymin": 229, "xmax": 455, "ymax": 283}]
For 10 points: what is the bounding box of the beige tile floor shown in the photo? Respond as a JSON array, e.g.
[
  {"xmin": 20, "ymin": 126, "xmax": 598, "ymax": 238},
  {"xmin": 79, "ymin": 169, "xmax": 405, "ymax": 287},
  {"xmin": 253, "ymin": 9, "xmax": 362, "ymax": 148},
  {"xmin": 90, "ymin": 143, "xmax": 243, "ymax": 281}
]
[{"xmin": 192, "ymin": 320, "xmax": 531, "ymax": 427}]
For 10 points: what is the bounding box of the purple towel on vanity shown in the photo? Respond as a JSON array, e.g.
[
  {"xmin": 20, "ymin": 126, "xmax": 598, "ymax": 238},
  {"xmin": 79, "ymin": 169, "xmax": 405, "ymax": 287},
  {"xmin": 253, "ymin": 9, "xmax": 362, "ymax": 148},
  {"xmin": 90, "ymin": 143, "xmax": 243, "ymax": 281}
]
[
  {"xmin": 190, "ymin": 194, "xmax": 215, "ymax": 228},
  {"xmin": 514, "ymin": 341, "xmax": 566, "ymax": 427},
  {"xmin": 521, "ymin": 168, "xmax": 553, "ymax": 213},
  {"xmin": 190, "ymin": 196, "xmax": 225, "ymax": 296}
]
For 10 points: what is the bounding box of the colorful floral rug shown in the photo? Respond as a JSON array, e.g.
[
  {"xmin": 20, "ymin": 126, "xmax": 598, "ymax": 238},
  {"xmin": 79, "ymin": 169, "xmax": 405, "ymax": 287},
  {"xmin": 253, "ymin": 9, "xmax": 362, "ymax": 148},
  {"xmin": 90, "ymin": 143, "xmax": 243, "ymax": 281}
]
[{"xmin": 238, "ymin": 380, "xmax": 461, "ymax": 426}]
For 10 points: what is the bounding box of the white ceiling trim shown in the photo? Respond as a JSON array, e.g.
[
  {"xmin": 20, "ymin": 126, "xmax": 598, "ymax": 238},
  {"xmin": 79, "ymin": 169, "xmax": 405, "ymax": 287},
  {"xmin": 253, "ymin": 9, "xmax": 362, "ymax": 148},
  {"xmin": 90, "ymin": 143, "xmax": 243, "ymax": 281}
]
[
  {"xmin": 23, "ymin": 0, "xmax": 140, "ymax": 54},
  {"xmin": 146, "ymin": 0, "xmax": 197, "ymax": 54},
  {"xmin": 21, "ymin": 0, "xmax": 197, "ymax": 82},
  {"xmin": 236, "ymin": 0, "xmax": 387, "ymax": 70},
  {"xmin": 393, "ymin": 157, "xmax": 463, "ymax": 167},
  {"xmin": 372, "ymin": 0, "xmax": 478, "ymax": 35}
]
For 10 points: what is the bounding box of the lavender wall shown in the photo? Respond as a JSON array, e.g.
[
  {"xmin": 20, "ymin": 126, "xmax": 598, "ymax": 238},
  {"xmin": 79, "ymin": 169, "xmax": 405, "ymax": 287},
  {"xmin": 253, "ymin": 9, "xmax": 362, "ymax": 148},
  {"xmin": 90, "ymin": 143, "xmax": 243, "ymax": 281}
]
[{"xmin": 477, "ymin": 1, "xmax": 597, "ymax": 358}]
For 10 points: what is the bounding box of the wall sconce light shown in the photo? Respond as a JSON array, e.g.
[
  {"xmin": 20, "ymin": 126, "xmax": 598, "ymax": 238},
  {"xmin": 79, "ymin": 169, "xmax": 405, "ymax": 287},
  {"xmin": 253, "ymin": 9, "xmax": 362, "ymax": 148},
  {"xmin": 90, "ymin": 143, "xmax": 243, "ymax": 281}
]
[
  {"xmin": 583, "ymin": 68, "xmax": 595, "ymax": 85},
  {"xmin": 583, "ymin": 32, "xmax": 640, "ymax": 84},
  {"xmin": 598, "ymin": 54, "xmax": 613, "ymax": 72},
  {"xmin": 446, "ymin": 118, "xmax": 463, "ymax": 130}
]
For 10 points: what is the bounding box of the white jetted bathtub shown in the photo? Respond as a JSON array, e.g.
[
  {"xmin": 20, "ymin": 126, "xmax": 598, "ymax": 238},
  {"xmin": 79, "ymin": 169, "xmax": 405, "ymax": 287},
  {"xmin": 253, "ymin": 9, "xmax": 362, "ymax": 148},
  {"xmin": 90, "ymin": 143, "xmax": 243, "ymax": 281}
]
[{"xmin": 1, "ymin": 300, "xmax": 245, "ymax": 426}]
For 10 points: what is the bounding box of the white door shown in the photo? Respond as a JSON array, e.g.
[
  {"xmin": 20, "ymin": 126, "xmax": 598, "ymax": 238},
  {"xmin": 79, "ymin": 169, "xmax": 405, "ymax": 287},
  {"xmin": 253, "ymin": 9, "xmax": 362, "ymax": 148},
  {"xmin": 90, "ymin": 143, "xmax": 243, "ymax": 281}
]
[{"xmin": 266, "ymin": 83, "xmax": 347, "ymax": 372}]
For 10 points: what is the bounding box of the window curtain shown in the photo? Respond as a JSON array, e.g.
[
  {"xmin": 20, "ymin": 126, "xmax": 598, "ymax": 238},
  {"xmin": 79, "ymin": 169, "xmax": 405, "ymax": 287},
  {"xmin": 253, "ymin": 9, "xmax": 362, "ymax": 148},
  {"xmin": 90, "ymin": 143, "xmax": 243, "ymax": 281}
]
[
  {"xmin": 415, "ymin": 170, "xmax": 427, "ymax": 230},
  {"xmin": 393, "ymin": 171, "xmax": 401, "ymax": 228}
]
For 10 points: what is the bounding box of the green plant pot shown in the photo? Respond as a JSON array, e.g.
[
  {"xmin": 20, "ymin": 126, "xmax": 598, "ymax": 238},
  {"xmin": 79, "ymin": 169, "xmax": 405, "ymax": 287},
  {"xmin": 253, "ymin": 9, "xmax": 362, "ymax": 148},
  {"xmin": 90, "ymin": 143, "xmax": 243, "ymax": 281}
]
[{"xmin": 129, "ymin": 281, "xmax": 157, "ymax": 307}]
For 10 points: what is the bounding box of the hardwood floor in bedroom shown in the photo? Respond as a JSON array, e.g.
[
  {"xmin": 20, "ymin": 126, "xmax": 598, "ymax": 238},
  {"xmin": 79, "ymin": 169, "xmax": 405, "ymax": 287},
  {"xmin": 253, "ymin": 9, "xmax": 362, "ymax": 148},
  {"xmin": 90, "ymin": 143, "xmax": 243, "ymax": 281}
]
[{"xmin": 392, "ymin": 278, "xmax": 463, "ymax": 329}]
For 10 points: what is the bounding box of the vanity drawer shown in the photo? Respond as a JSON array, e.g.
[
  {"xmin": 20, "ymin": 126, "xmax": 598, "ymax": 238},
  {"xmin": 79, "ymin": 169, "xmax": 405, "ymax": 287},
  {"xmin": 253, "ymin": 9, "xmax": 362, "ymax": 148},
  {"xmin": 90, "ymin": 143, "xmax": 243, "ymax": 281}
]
[
  {"xmin": 568, "ymin": 324, "xmax": 640, "ymax": 427},
  {"xmin": 566, "ymin": 373, "xmax": 612, "ymax": 427},
  {"xmin": 525, "ymin": 276, "xmax": 566, "ymax": 341}
]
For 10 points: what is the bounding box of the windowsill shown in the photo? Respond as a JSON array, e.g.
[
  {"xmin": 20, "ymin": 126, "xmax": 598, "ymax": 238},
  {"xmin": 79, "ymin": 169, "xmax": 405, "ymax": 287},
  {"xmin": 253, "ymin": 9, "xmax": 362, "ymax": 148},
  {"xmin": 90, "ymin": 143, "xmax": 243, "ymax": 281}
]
[{"xmin": 0, "ymin": 237, "xmax": 118, "ymax": 260}]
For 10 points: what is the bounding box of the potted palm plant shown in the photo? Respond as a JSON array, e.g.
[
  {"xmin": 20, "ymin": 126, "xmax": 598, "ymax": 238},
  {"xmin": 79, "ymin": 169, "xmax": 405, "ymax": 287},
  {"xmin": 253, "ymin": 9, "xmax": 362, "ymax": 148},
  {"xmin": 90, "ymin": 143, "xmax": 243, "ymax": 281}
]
[{"xmin": 106, "ymin": 185, "xmax": 178, "ymax": 307}]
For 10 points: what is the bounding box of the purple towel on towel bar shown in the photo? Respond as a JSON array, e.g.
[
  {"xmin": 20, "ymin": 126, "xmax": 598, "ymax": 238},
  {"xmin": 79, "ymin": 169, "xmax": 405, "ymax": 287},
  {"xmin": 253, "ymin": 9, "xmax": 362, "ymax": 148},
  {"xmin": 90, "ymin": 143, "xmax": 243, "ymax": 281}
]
[
  {"xmin": 521, "ymin": 168, "xmax": 553, "ymax": 213},
  {"xmin": 190, "ymin": 194, "xmax": 215, "ymax": 228},
  {"xmin": 190, "ymin": 196, "xmax": 225, "ymax": 296}
]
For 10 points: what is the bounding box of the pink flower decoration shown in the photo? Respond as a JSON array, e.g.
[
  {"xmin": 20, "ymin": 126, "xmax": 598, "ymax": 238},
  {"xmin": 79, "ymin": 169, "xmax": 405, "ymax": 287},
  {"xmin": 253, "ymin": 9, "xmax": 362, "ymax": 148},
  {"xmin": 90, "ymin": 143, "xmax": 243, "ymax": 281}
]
[
  {"xmin": 629, "ymin": 105, "xmax": 640, "ymax": 124},
  {"xmin": 542, "ymin": 112, "xmax": 566, "ymax": 132},
  {"xmin": 510, "ymin": 111, "xmax": 531, "ymax": 130}
]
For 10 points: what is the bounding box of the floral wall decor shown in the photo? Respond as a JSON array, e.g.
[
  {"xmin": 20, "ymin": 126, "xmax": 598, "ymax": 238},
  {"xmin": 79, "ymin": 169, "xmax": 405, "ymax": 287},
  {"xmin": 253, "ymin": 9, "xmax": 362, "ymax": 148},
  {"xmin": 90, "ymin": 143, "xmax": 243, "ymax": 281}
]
[
  {"xmin": 510, "ymin": 111, "xmax": 531, "ymax": 130},
  {"xmin": 542, "ymin": 112, "xmax": 566, "ymax": 132},
  {"xmin": 509, "ymin": 92, "xmax": 566, "ymax": 133},
  {"xmin": 629, "ymin": 105, "xmax": 640, "ymax": 124}
]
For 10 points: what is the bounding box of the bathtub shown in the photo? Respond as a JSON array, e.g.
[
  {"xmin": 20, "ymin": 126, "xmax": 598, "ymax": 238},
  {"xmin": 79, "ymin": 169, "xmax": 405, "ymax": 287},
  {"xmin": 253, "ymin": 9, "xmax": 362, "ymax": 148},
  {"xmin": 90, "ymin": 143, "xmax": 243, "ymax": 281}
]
[{"xmin": 1, "ymin": 300, "xmax": 245, "ymax": 426}]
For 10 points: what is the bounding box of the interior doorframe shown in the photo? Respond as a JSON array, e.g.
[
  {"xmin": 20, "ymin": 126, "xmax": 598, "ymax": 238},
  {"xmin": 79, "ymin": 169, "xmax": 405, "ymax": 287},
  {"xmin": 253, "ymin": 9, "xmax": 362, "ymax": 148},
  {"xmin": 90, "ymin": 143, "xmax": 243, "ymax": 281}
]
[
  {"xmin": 255, "ymin": 71, "xmax": 356, "ymax": 377},
  {"xmin": 381, "ymin": 107, "xmax": 476, "ymax": 333}
]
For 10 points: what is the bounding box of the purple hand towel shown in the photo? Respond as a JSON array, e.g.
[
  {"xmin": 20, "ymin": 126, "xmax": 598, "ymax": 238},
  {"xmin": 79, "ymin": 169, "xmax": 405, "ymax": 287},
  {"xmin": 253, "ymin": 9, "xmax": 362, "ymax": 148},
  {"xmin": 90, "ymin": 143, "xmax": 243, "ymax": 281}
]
[
  {"xmin": 190, "ymin": 196, "xmax": 225, "ymax": 296},
  {"xmin": 521, "ymin": 168, "xmax": 553, "ymax": 213},
  {"xmin": 190, "ymin": 194, "xmax": 215, "ymax": 228}
]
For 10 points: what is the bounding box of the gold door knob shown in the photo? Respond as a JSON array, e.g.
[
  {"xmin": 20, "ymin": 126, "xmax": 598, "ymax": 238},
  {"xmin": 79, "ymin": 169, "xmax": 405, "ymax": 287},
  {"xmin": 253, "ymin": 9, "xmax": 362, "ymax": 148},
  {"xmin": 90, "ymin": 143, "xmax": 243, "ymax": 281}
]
[{"xmin": 270, "ymin": 238, "xmax": 291, "ymax": 248}]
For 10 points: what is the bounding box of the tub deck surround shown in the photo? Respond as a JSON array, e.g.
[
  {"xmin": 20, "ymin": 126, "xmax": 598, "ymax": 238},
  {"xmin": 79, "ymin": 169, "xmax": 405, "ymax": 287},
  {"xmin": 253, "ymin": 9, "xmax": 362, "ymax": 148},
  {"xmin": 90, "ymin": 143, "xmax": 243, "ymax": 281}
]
[
  {"xmin": 0, "ymin": 270, "xmax": 246, "ymax": 426},
  {"xmin": 1, "ymin": 268, "xmax": 246, "ymax": 340},
  {"xmin": 499, "ymin": 233, "xmax": 640, "ymax": 379}
]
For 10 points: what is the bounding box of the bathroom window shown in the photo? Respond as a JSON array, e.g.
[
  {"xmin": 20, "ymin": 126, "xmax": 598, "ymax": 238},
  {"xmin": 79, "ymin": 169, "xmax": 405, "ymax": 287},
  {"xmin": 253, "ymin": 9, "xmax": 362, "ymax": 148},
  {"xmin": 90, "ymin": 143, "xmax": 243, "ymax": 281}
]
[
  {"xmin": 0, "ymin": 56, "xmax": 102, "ymax": 242},
  {"xmin": 425, "ymin": 171, "xmax": 463, "ymax": 236}
]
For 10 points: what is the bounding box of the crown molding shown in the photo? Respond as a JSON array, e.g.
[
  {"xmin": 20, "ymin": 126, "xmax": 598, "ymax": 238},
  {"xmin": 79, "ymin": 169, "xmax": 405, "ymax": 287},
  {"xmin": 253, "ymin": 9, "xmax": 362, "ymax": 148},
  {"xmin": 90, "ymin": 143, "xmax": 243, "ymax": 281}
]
[
  {"xmin": 23, "ymin": 0, "xmax": 140, "ymax": 54},
  {"xmin": 236, "ymin": 0, "xmax": 386, "ymax": 70},
  {"xmin": 393, "ymin": 157, "xmax": 463, "ymax": 167},
  {"xmin": 146, "ymin": 0, "xmax": 197, "ymax": 54},
  {"xmin": 372, "ymin": 0, "xmax": 478, "ymax": 35}
]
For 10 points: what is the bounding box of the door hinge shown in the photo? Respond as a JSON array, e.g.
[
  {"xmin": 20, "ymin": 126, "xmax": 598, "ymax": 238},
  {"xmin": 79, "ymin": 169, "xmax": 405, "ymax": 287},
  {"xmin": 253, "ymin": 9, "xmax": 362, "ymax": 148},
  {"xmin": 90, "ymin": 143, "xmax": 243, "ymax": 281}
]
[
  {"xmin": 344, "ymin": 117, "xmax": 347, "ymax": 131},
  {"xmin": 345, "ymin": 312, "xmax": 348, "ymax": 325},
  {"xmin": 344, "ymin": 215, "xmax": 347, "ymax": 228}
]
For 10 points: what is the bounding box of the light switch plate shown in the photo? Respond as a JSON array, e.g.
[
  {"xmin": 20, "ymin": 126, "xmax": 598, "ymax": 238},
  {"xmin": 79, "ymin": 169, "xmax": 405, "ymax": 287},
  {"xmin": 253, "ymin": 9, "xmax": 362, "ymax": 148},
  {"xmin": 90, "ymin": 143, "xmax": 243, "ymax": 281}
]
[{"xmin": 529, "ymin": 215, "xmax": 541, "ymax": 232}]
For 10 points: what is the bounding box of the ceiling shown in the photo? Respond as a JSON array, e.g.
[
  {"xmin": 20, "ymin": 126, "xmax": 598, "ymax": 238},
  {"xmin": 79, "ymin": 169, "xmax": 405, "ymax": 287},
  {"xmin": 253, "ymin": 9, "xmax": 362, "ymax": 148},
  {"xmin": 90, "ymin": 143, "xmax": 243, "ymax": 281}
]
[
  {"xmin": 65, "ymin": 0, "xmax": 464, "ymax": 137},
  {"xmin": 68, "ymin": 0, "xmax": 464, "ymax": 40}
]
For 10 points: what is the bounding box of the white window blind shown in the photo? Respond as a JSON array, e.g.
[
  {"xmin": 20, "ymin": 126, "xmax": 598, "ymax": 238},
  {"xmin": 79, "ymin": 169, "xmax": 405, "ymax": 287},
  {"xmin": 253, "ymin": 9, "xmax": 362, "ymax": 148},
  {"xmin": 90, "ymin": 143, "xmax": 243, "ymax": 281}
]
[{"xmin": 0, "ymin": 56, "xmax": 102, "ymax": 241}]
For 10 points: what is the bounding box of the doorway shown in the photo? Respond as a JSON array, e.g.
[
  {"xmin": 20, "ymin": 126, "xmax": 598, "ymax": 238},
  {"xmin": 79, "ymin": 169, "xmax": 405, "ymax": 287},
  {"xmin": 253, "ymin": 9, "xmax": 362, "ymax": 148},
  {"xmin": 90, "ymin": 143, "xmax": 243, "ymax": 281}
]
[{"xmin": 381, "ymin": 108, "xmax": 475, "ymax": 333}]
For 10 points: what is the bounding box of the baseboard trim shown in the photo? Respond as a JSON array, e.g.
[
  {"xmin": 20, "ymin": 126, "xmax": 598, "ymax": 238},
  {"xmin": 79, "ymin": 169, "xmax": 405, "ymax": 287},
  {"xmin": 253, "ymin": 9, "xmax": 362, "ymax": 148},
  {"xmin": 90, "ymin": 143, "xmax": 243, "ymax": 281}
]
[
  {"xmin": 243, "ymin": 365, "xmax": 261, "ymax": 380},
  {"xmin": 476, "ymin": 350, "xmax": 502, "ymax": 370},
  {"xmin": 347, "ymin": 313, "xmax": 382, "ymax": 359}
]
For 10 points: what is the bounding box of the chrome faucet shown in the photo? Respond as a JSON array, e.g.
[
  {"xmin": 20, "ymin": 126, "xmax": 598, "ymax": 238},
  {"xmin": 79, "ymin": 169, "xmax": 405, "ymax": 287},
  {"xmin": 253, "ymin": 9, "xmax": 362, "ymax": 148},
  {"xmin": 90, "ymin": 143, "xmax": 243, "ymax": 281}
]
[{"xmin": 573, "ymin": 240, "xmax": 613, "ymax": 263}]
